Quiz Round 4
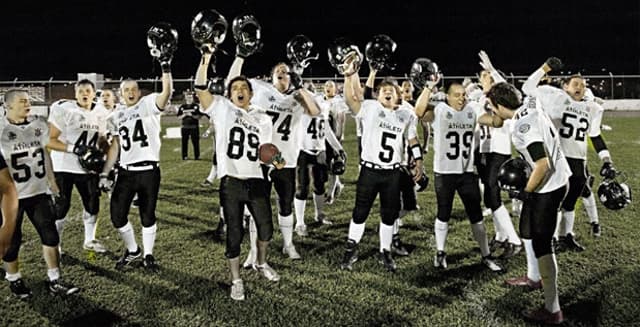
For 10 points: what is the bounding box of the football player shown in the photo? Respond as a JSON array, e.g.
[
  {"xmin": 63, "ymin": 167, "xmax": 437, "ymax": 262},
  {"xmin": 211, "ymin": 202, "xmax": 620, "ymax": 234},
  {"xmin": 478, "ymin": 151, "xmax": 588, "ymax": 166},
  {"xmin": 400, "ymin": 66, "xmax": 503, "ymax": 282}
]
[
  {"xmin": 339, "ymin": 59, "xmax": 422, "ymax": 273},
  {"xmin": 415, "ymin": 82, "xmax": 503, "ymax": 273},
  {"xmin": 0, "ymin": 152, "xmax": 18, "ymax": 258},
  {"xmin": 101, "ymin": 89, "xmax": 119, "ymax": 113},
  {"xmin": 2, "ymin": 89, "xmax": 80, "ymax": 298},
  {"xmin": 99, "ymin": 71, "xmax": 172, "ymax": 271},
  {"xmin": 471, "ymin": 51, "xmax": 523, "ymax": 258},
  {"xmin": 319, "ymin": 80, "xmax": 349, "ymax": 205},
  {"xmin": 47, "ymin": 79, "xmax": 111, "ymax": 254},
  {"xmin": 226, "ymin": 55, "xmax": 320, "ymax": 260},
  {"xmin": 522, "ymin": 60, "xmax": 615, "ymax": 249},
  {"xmin": 487, "ymin": 81, "xmax": 570, "ymax": 325},
  {"xmin": 195, "ymin": 47, "xmax": 283, "ymax": 301}
]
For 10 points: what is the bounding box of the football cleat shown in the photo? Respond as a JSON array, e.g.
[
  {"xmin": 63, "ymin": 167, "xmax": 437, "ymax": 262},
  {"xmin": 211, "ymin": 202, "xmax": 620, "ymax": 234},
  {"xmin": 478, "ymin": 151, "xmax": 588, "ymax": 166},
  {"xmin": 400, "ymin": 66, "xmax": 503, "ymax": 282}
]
[
  {"xmin": 489, "ymin": 236, "xmax": 506, "ymax": 253},
  {"xmin": 230, "ymin": 279, "xmax": 245, "ymax": 301},
  {"xmin": 143, "ymin": 254, "xmax": 159, "ymax": 272},
  {"xmin": 505, "ymin": 275, "xmax": 542, "ymax": 290},
  {"xmin": 282, "ymin": 245, "xmax": 301, "ymax": 260},
  {"xmin": 499, "ymin": 242, "xmax": 523, "ymax": 259},
  {"xmin": 294, "ymin": 224, "xmax": 308, "ymax": 237},
  {"xmin": 83, "ymin": 240, "xmax": 107, "ymax": 253},
  {"xmin": 214, "ymin": 219, "xmax": 226, "ymax": 239},
  {"xmin": 255, "ymin": 263, "xmax": 280, "ymax": 282},
  {"xmin": 591, "ymin": 222, "xmax": 601, "ymax": 238},
  {"xmin": 46, "ymin": 279, "xmax": 80, "ymax": 295},
  {"xmin": 340, "ymin": 240, "xmax": 359, "ymax": 270},
  {"xmin": 391, "ymin": 238, "xmax": 409, "ymax": 257},
  {"xmin": 115, "ymin": 247, "xmax": 142, "ymax": 270},
  {"xmin": 378, "ymin": 250, "xmax": 397, "ymax": 272},
  {"xmin": 522, "ymin": 307, "xmax": 564, "ymax": 325},
  {"xmin": 9, "ymin": 279, "xmax": 32, "ymax": 299},
  {"xmin": 481, "ymin": 255, "xmax": 504, "ymax": 273},
  {"xmin": 314, "ymin": 214, "xmax": 333, "ymax": 225},
  {"xmin": 560, "ymin": 234, "xmax": 585, "ymax": 252},
  {"xmin": 200, "ymin": 179, "xmax": 214, "ymax": 187},
  {"xmin": 434, "ymin": 251, "xmax": 447, "ymax": 269}
]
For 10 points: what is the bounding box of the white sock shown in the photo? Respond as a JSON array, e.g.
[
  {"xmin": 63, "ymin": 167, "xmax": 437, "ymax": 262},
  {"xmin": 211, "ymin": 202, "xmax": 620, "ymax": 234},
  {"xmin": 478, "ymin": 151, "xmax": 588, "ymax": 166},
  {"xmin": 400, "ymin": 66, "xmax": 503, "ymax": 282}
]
[
  {"xmin": 118, "ymin": 222, "xmax": 138, "ymax": 252},
  {"xmin": 142, "ymin": 224, "xmax": 157, "ymax": 256},
  {"xmin": 434, "ymin": 219, "xmax": 448, "ymax": 252},
  {"xmin": 538, "ymin": 254, "xmax": 561, "ymax": 313},
  {"xmin": 523, "ymin": 239, "xmax": 541, "ymax": 282},
  {"xmin": 4, "ymin": 271, "xmax": 21, "ymax": 282},
  {"xmin": 243, "ymin": 206, "xmax": 251, "ymax": 218},
  {"xmin": 206, "ymin": 165, "xmax": 217, "ymax": 182},
  {"xmin": 313, "ymin": 193, "xmax": 325, "ymax": 220},
  {"xmin": 582, "ymin": 194, "xmax": 599, "ymax": 224},
  {"xmin": 379, "ymin": 222, "xmax": 393, "ymax": 252},
  {"xmin": 511, "ymin": 198, "xmax": 522, "ymax": 215},
  {"xmin": 348, "ymin": 220, "xmax": 365, "ymax": 243},
  {"xmin": 327, "ymin": 174, "xmax": 337, "ymax": 196},
  {"xmin": 554, "ymin": 211, "xmax": 563, "ymax": 239},
  {"xmin": 471, "ymin": 221, "xmax": 490, "ymax": 257},
  {"xmin": 392, "ymin": 219, "xmax": 400, "ymax": 235},
  {"xmin": 278, "ymin": 214, "xmax": 294, "ymax": 248},
  {"xmin": 219, "ymin": 207, "xmax": 224, "ymax": 223},
  {"xmin": 55, "ymin": 218, "xmax": 66, "ymax": 243},
  {"xmin": 294, "ymin": 198, "xmax": 306, "ymax": 227},
  {"xmin": 82, "ymin": 210, "xmax": 97, "ymax": 243},
  {"xmin": 47, "ymin": 268, "xmax": 60, "ymax": 281},
  {"xmin": 494, "ymin": 205, "xmax": 521, "ymax": 245},
  {"xmin": 248, "ymin": 216, "xmax": 258, "ymax": 260},
  {"xmin": 492, "ymin": 214, "xmax": 506, "ymax": 242},
  {"xmin": 562, "ymin": 210, "xmax": 575, "ymax": 236}
]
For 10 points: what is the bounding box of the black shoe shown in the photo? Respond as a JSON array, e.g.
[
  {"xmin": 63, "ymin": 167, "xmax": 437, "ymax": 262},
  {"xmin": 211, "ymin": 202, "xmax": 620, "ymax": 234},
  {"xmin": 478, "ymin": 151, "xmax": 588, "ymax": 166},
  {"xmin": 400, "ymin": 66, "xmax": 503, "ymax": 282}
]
[
  {"xmin": 214, "ymin": 219, "xmax": 226, "ymax": 239},
  {"xmin": 552, "ymin": 237, "xmax": 563, "ymax": 252},
  {"xmin": 499, "ymin": 242, "xmax": 523, "ymax": 259},
  {"xmin": 115, "ymin": 247, "xmax": 142, "ymax": 270},
  {"xmin": 562, "ymin": 234, "xmax": 586, "ymax": 252},
  {"xmin": 143, "ymin": 254, "xmax": 159, "ymax": 272},
  {"xmin": 391, "ymin": 238, "xmax": 410, "ymax": 257},
  {"xmin": 9, "ymin": 279, "xmax": 32, "ymax": 299},
  {"xmin": 378, "ymin": 250, "xmax": 397, "ymax": 272},
  {"xmin": 481, "ymin": 255, "xmax": 504, "ymax": 273},
  {"xmin": 489, "ymin": 236, "xmax": 507, "ymax": 253},
  {"xmin": 46, "ymin": 279, "xmax": 80, "ymax": 295},
  {"xmin": 434, "ymin": 251, "xmax": 447, "ymax": 269},
  {"xmin": 340, "ymin": 240, "xmax": 358, "ymax": 270},
  {"xmin": 591, "ymin": 222, "xmax": 601, "ymax": 237}
]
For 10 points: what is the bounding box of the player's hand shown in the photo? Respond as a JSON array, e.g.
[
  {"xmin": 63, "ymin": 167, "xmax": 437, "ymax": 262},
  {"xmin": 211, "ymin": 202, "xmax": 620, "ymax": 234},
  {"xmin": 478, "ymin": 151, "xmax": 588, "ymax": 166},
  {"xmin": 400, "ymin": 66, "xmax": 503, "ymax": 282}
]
[
  {"xmin": 338, "ymin": 150, "xmax": 347, "ymax": 162},
  {"xmin": 600, "ymin": 162, "xmax": 617, "ymax": 179},
  {"xmin": 544, "ymin": 57, "xmax": 563, "ymax": 72},
  {"xmin": 426, "ymin": 73, "xmax": 441, "ymax": 90},
  {"xmin": 158, "ymin": 55, "xmax": 172, "ymax": 73},
  {"xmin": 508, "ymin": 189, "xmax": 530, "ymax": 201},
  {"xmin": 271, "ymin": 153, "xmax": 286, "ymax": 170},
  {"xmin": 412, "ymin": 160, "xmax": 424, "ymax": 183},
  {"xmin": 73, "ymin": 144, "xmax": 89, "ymax": 156},
  {"xmin": 288, "ymin": 72, "xmax": 303, "ymax": 90},
  {"xmin": 99, "ymin": 173, "xmax": 113, "ymax": 192},
  {"xmin": 478, "ymin": 50, "xmax": 495, "ymax": 72},
  {"xmin": 200, "ymin": 43, "xmax": 214, "ymax": 55}
]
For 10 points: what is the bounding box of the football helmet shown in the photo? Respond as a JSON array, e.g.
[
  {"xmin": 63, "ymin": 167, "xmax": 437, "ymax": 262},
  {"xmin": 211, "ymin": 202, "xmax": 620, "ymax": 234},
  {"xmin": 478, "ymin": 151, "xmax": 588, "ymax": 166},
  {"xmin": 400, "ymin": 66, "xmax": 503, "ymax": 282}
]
[
  {"xmin": 414, "ymin": 174, "xmax": 429, "ymax": 192},
  {"xmin": 232, "ymin": 14, "xmax": 263, "ymax": 58},
  {"xmin": 497, "ymin": 158, "xmax": 531, "ymax": 192},
  {"xmin": 597, "ymin": 177, "xmax": 631, "ymax": 210},
  {"xmin": 191, "ymin": 9, "xmax": 228, "ymax": 50},
  {"xmin": 147, "ymin": 22, "xmax": 178, "ymax": 61},
  {"xmin": 286, "ymin": 34, "xmax": 319, "ymax": 74},
  {"xmin": 330, "ymin": 150, "xmax": 347, "ymax": 175},
  {"xmin": 409, "ymin": 57, "xmax": 441, "ymax": 90},
  {"xmin": 328, "ymin": 37, "xmax": 362, "ymax": 75},
  {"xmin": 365, "ymin": 34, "xmax": 397, "ymax": 71},
  {"xmin": 78, "ymin": 147, "xmax": 105, "ymax": 174}
]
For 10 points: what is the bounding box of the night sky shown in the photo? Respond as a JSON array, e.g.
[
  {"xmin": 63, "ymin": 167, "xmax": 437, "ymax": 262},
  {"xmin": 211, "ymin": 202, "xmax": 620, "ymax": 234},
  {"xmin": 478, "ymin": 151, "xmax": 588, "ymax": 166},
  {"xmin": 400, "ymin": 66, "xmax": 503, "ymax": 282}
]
[{"xmin": 1, "ymin": 0, "xmax": 638, "ymax": 81}]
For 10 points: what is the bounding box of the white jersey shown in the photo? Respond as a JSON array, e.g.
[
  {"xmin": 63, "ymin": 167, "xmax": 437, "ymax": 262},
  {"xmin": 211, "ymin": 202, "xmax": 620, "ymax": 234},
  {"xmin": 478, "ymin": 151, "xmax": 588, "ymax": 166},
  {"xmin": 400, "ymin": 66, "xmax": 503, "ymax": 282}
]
[
  {"xmin": 358, "ymin": 100, "xmax": 417, "ymax": 168},
  {"xmin": 511, "ymin": 97, "xmax": 571, "ymax": 193},
  {"xmin": 107, "ymin": 94, "xmax": 162, "ymax": 166},
  {"xmin": 316, "ymin": 94, "xmax": 350, "ymax": 139},
  {"xmin": 300, "ymin": 96, "xmax": 332, "ymax": 153},
  {"xmin": 49, "ymin": 100, "xmax": 110, "ymax": 173},
  {"xmin": 470, "ymin": 94, "xmax": 512, "ymax": 155},
  {"xmin": 0, "ymin": 116, "xmax": 51, "ymax": 199},
  {"xmin": 250, "ymin": 79, "xmax": 305, "ymax": 169},
  {"xmin": 432, "ymin": 102, "xmax": 477, "ymax": 174},
  {"xmin": 529, "ymin": 85, "xmax": 601, "ymax": 160},
  {"xmin": 206, "ymin": 97, "xmax": 272, "ymax": 180}
]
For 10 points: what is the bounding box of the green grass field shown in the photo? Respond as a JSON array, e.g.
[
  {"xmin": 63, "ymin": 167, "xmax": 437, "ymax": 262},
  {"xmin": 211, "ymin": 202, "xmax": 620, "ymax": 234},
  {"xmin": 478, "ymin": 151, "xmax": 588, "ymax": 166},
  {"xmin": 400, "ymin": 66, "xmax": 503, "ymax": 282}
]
[{"xmin": 1, "ymin": 114, "xmax": 638, "ymax": 327}]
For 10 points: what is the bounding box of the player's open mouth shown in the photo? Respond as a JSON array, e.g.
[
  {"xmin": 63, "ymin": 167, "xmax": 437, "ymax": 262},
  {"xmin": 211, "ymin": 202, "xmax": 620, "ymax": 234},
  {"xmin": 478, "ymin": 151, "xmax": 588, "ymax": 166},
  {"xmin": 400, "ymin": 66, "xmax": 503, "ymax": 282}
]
[
  {"xmin": 128, "ymin": 96, "xmax": 135, "ymax": 101},
  {"xmin": 237, "ymin": 95, "xmax": 245, "ymax": 101},
  {"xmin": 385, "ymin": 96, "xmax": 392, "ymax": 101}
]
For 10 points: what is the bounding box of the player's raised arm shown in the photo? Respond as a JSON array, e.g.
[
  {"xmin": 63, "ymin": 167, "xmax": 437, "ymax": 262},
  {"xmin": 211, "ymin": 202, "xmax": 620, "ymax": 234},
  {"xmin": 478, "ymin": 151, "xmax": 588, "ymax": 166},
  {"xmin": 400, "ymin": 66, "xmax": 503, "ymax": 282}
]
[
  {"xmin": 145, "ymin": 22, "xmax": 177, "ymax": 110},
  {"xmin": 411, "ymin": 58, "xmax": 441, "ymax": 122},
  {"xmin": 521, "ymin": 57, "xmax": 563, "ymax": 96}
]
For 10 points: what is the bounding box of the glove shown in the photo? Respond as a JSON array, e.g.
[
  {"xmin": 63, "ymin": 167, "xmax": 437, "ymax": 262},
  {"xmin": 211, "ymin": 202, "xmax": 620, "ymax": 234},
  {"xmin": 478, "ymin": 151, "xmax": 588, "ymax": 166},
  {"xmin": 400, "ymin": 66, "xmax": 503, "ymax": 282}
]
[
  {"xmin": 236, "ymin": 42, "xmax": 261, "ymax": 59},
  {"xmin": 99, "ymin": 173, "xmax": 113, "ymax": 193},
  {"xmin": 73, "ymin": 144, "xmax": 89, "ymax": 156},
  {"xmin": 288, "ymin": 72, "xmax": 303, "ymax": 90},
  {"xmin": 338, "ymin": 150, "xmax": 347, "ymax": 162},
  {"xmin": 478, "ymin": 50, "xmax": 495, "ymax": 72},
  {"xmin": 600, "ymin": 162, "xmax": 617, "ymax": 179},
  {"xmin": 158, "ymin": 56, "xmax": 172, "ymax": 73},
  {"xmin": 545, "ymin": 57, "xmax": 563, "ymax": 71},
  {"xmin": 369, "ymin": 60, "xmax": 385, "ymax": 72},
  {"xmin": 508, "ymin": 189, "xmax": 530, "ymax": 201}
]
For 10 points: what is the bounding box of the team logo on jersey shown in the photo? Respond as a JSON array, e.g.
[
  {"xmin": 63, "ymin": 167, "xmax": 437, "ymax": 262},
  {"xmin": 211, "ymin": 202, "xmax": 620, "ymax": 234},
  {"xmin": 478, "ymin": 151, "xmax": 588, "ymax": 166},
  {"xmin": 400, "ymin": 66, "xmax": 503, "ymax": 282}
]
[
  {"xmin": 235, "ymin": 110, "xmax": 243, "ymax": 117},
  {"xmin": 564, "ymin": 99, "xmax": 571, "ymax": 105},
  {"xmin": 518, "ymin": 124, "xmax": 530, "ymax": 134},
  {"xmin": 467, "ymin": 112, "xmax": 473, "ymax": 119},
  {"xmin": 269, "ymin": 95, "xmax": 276, "ymax": 102},
  {"xmin": 446, "ymin": 112, "xmax": 453, "ymax": 119},
  {"xmin": 398, "ymin": 116, "xmax": 405, "ymax": 123},
  {"xmin": 118, "ymin": 111, "xmax": 125, "ymax": 119},
  {"xmin": 378, "ymin": 111, "xmax": 386, "ymax": 118},
  {"xmin": 8, "ymin": 131, "xmax": 17, "ymax": 140},
  {"xmin": 34, "ymin": 128, "xmax": 42, "ymax": 137}
]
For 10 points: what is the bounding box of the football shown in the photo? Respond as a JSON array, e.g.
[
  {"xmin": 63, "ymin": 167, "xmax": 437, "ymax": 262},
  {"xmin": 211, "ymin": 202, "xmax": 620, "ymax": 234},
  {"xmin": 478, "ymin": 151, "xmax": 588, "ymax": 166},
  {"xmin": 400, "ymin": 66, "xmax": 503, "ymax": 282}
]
[{"xmin": 259, "ymin": 143, "xmax": 280, "ymax": 163}]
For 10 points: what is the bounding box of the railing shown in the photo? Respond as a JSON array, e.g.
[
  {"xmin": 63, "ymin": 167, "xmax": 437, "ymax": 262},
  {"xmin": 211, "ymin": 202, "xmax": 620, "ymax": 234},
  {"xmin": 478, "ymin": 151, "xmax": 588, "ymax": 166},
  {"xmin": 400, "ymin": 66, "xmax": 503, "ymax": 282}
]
[{"xmin": 1, "ymin": 74, "xmax": 640, "ymax": 104}]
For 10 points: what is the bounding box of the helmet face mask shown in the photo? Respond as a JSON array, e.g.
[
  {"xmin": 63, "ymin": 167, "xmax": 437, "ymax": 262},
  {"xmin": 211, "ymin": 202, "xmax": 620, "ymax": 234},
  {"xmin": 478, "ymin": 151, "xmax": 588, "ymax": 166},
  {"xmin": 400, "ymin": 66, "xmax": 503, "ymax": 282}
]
[
  {"xmin": 286, "ymin": 35, "xmax": 319, "ymax": 74},
  {"xmin": 365, "ymin": 34, "xmax": 397, "ymax": 71},
  {"xmin": 191, "ymin": 9, "xmax": 228, "ymax": 49},
  {"xmin": 78, "ymin": 148, "xmax": 105, "ymax": 174},
  {"xmin": 409, "ymin": 58, "xmax": 441, "ymax": 89},
  {"xmin": 232, "ymin": 14, "xmax": 263, "ymax": 56},
  {"xmin": 598, "ymin": 178, "xmax": 632, "ymax": 210},
  {"xmin": 328, "ymin": 38, "xmax": 362, "ymax": 75},
  {"xmin": 147, "ymin": 22, "xmax": 178, "ymax": 60}
]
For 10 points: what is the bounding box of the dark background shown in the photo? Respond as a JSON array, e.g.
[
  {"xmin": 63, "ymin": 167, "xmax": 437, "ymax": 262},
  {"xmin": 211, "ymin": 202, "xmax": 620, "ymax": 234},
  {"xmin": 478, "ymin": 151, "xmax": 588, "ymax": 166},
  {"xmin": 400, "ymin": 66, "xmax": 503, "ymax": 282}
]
[{"xmin": 1, "ymin": 0, "xmax": 638, "ymax": 80}]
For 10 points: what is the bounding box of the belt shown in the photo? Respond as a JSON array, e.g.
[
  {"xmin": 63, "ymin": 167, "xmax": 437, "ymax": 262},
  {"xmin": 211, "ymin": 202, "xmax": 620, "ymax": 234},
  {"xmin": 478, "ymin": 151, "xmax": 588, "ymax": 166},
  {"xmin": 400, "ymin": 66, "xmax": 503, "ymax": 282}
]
[
  {"xmin": 360, "ymin": 160, "xmax": 400, "ymax": 170},
  {"xmin": 122, "ymin": 161, "xmax": 158, "ymax": 171}
]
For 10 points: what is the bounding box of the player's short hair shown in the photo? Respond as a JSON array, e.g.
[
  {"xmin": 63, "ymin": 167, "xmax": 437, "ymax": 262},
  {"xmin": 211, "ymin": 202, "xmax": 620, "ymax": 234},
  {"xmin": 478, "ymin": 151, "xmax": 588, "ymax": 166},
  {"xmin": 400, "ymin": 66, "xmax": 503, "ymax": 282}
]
[
  {"xmin": 445, "ymin": 82, "xmax": 464, "ymax": 94},
  {"xmin": 486, "ymin": 82, "xmax": 522, "ymax": 110},
  {"xmin": 226, "ymin": 75, "xmax": 253, "ymax": 97},
  {"xmin": 562, "ymin": 74, "xmax": 584, "ymax": 85},
  {"xmin": 4, "ymin": 88, "xmax": 28, "ymax": 106},
  {"xmin": 119, "ymin": 78, "xmax": 138, "ymax": 90},
  {"xmin": 376, "ymin": 78, "xmax": 397, "ymax": 92},
  {"xmin": 270, "ymin": 62, "xmax": 290, "ymax": 77},
  {"xmin": 76, "ymin": 79, "xmax": 95, "ymax": 90}
]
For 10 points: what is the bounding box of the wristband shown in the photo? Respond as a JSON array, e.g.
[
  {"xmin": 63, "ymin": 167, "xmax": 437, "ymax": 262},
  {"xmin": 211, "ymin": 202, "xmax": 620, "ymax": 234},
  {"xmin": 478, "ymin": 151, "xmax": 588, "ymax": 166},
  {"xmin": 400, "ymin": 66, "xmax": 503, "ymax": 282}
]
[
  {"xmin": 66, "ymin": 144, "xmax": 75, "ymax": 153},
  {"xmin": 410, "ymin": 144, "xmax": 423, "ymax": 161},
  {"xmin": 598, "ymin": 150, "xmax": 611, "ymax": 161},
  {"xmin": 194, "ymin": 84, "xmax": 208, "ymax": 91}
]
